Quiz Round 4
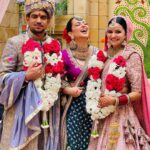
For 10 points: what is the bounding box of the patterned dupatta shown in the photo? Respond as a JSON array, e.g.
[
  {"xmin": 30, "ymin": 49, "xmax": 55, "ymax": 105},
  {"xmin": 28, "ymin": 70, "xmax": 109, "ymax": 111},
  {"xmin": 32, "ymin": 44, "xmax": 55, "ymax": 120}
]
[{"xmin": 0, "ymin": 72, "xmax": 42, "ymax": 149}]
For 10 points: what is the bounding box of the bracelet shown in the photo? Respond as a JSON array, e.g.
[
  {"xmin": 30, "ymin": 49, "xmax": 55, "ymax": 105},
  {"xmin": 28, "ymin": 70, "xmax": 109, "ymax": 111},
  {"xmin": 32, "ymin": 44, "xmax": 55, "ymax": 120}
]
[
  {"xmin": 115, "ymin": 97, "xmax": 119, "ymax": 107},
  {"xmin": 118, "ymin": 94, "xmax": 130, "ymax": 106},
  {"xmin": 126, "ymin": 94, "xmax": 130, "ymax": 104}
]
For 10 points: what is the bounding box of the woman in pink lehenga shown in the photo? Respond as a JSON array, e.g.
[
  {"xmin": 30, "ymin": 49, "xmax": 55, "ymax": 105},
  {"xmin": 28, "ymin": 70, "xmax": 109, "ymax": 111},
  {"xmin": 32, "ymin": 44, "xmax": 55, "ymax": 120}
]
[{"xmin": 88, "ymin": 16, "xmax": 150, "ymax": 150}]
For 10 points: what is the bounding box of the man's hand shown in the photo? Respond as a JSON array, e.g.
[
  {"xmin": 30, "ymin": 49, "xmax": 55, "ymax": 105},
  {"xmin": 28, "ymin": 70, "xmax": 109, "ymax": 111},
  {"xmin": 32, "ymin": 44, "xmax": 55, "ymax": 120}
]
[{"xmin": 25, "ymin": 62, "xmax": 44, "ymax": 81}]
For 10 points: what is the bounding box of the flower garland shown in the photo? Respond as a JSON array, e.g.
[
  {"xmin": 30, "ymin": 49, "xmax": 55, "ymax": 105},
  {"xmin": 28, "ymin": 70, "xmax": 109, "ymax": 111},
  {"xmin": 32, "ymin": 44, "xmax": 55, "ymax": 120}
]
[
  {"xmin": 86, "ymin": 51, "xmax": 126, "ymax": 137},
  {"xmin": 22, "ymin": 37, "xmax": 64, "ymax": 128},
  {"xmin": 86, "ymin": 54, "xmax": 126, "ymax": 121},
  {"xmin": 86, "ymin": 50, "xmax": 107, "ymax": 120},
  {"xmin": 101, "ymin": 55, "xmax": 126, "ymax": 117},
  {"xmin": 105, "ymin": 55, "xmax": 126, "ymax": 97}
]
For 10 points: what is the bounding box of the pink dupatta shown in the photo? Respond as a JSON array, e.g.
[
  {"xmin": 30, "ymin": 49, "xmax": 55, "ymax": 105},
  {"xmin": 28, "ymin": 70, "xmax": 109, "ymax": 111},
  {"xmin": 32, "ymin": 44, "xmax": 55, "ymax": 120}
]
[
  {"xmin": 132, "ymin": 64, "xmax": 150, "ymax": 137},
  {"xmin": 141, "ymin": 65, "xmax": 150, "ymax": 136}
]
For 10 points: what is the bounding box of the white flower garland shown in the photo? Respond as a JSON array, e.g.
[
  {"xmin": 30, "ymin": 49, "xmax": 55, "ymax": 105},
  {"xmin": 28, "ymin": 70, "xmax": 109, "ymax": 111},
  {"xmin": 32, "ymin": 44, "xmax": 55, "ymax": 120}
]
[
  {"xmin": 22, "ymin": 37, "xmax": 63, "ymax": 111},
  {"xmin": 86, "ymin": 52, "xmax": 126, "ymax": 120},
  {"xmin": 86, "ymin": 50, "xmax": 109, "ymax": 120}
]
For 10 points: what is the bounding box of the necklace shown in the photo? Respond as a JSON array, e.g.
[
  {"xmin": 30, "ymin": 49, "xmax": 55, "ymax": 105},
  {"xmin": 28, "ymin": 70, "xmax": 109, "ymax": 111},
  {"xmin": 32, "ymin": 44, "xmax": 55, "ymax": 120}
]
[
  {"xmin": 75, "ymin": 44, "xmax": 90, "ymax": 52},
  {"xmin": 108, "ymin": 46, "xmax": 125, "ymax": 58},
  {"xmin": 72, "ymin": 45, "xmax": 91, "ymax": 61},
  {"xmin": 74, "ymin": 58, "xmax": 85, "ymax": 67}
]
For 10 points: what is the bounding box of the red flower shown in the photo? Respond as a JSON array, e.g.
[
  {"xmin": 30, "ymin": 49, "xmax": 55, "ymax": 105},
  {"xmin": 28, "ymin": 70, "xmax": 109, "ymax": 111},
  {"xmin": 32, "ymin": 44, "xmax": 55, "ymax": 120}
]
[
  {"xmin": 22, "ymin": 39, "xmax": 42, "ymax": 54},
  {"xmin": 106, "ymin": 74, "xmax": 125, "ymax": 91},
  {"xmin": 115, "ymin": 78, "xmax": 125, "ymax": 91},
  {"xmin": 88, "ymin": 67, "xmax": 101, "ymax": 80},
  {"xmin": 50, "ymin": 40, "xmax": 61, "ymax": 53},
  {"xmin": 44, "ymin": 57, "xmax": 47, "ymax": 63},
  {"xmin": 43, "ymin": 40, "xmax": 61, "ymax": 54},
  {"xmin": 45, "ymin": 64, "xmax": 53, "ymax": 73},
  {"xmin": 106, "ymin": 74, "xmax": 117, "ymax": 91},
  {"xmin": 23, "ymin": 66, "xmax": 28, "ymax": 71},
  {"xmin": 53, "ymin": 61, "xmax": 64, "ymax": 73},
  {"xmin": 62, "ymin": 28, "xmax": 71, "ymax": 43},
  {"xmin": 97, "ymin": 50, "xmax": 107, "ymax": 62},
  {"xmin": 43, "ymin": 43, "xmax": 51, "ymax": 53},
  {"xmin": 114, "ymin": 56, "xmax": 126, "ymax": 67}
]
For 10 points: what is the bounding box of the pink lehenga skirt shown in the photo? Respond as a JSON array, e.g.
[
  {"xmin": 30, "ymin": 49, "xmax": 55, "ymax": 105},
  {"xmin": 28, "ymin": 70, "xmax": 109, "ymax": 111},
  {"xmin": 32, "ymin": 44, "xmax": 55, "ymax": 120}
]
[{"xmin": 88, "ymin": 104, "xmax": 150, "ymax": 150}]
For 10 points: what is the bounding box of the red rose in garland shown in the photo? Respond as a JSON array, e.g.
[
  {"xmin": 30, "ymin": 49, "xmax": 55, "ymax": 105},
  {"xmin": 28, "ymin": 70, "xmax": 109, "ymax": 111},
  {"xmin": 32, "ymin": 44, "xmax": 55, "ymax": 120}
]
[
  {"xmin": 97, "ymin": 50, "xmax": 107, "ymax": 62},
  {"xmin": 43, "ymin": 39, "xmax": 61, "ymax": 54},
  {"xmin": 88, "ymin": 67, "xmax": 102, "ymax": 80},
  {"xmin": 114, "ymin": 55, "xmax": 126, "ymax": 67}
]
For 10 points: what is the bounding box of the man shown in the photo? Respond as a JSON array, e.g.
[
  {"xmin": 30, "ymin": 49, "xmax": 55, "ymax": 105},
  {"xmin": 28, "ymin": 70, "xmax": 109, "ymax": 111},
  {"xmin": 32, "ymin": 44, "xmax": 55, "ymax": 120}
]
[{"xmin": 0, "ymin": 0, "xmax": 62, "ymax": 149}]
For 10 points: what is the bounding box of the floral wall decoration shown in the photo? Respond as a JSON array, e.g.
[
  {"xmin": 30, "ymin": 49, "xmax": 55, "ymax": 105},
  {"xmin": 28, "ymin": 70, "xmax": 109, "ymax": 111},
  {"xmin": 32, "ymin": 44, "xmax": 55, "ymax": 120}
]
[
  {"xmin": 114, "ymin": 0, "xmax": 150, "ymax": 77},
  {"xmin": 115, "ymin": 0, "xmax": 146, "ymax": 4}
]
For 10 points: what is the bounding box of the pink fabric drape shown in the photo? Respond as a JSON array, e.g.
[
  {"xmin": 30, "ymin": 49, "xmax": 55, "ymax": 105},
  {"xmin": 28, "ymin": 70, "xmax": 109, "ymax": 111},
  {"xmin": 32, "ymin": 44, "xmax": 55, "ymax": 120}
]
[
  {"xmin": 132, "ymin": 64, "xmax": 150, "ymax": 136},
  {"xmin": 142, "ymin": 65, "xmax": 150, "ymax": 136},
  {"xmin": 0, "ymin": 0, "xmax": 11, "ymax": 24}
]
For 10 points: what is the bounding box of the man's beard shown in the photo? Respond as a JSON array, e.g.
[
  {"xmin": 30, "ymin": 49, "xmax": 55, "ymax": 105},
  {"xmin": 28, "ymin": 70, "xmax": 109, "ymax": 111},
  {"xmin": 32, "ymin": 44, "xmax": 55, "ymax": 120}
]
[{"xmin": 30, "ymin": 28, "xmax": 45, "ymax": 35}]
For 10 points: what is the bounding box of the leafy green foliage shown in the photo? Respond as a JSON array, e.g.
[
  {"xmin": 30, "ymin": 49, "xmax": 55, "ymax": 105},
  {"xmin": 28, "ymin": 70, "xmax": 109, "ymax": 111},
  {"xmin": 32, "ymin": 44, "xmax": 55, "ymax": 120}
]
[{"xmin": 55, "ymin": 0, "xmax": 67, "ymax": 16}]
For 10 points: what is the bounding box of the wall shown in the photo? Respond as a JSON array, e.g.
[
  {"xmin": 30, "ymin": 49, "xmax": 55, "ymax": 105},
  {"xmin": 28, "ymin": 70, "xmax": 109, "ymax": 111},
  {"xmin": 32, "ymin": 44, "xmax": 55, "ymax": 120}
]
[
  {"xmin": 0, "ymin": 0, "xmax": 19, "ymax": 58},
  {"xmin": 55, "ymin": 0, "xmax": 114, "ymax": 49},
  {"xmin": 97, "ymin": 0, "xmax": 108, "ymax": 48}
]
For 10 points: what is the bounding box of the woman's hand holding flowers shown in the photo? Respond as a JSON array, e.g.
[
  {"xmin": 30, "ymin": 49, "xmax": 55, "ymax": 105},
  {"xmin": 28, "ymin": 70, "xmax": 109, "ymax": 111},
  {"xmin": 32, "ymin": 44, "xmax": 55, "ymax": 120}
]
[
  {"xmin": 63, "ymin": 86, "xmax": 83, "ymax": 97},
  {"xmin": 98, "ymin": 94, "xmax": 116, "ymax": 108}
]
